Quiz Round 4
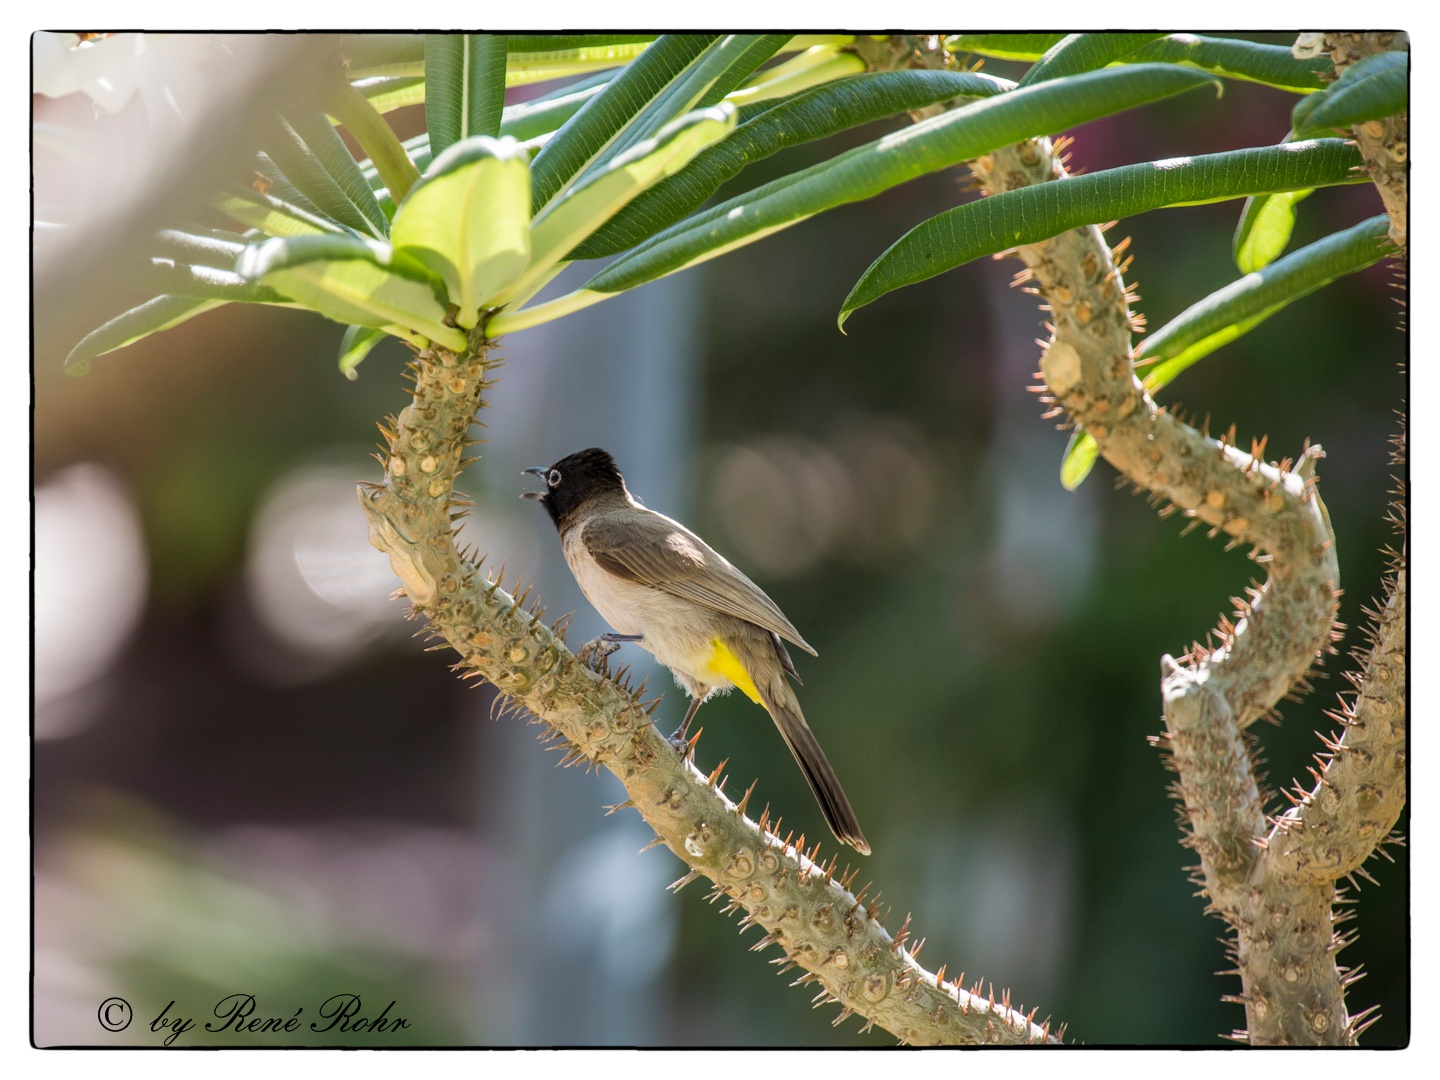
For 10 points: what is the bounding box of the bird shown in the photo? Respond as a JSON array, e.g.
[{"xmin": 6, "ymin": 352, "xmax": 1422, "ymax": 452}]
[{"xmin": 522, "ymin": 447, "xmax": 869, "ymax": 855}]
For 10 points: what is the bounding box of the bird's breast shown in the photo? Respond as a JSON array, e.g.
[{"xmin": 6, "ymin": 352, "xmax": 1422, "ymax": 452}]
[{"xmin": 560, "ymin": 530, "xmax": 754, "ymax": 697}]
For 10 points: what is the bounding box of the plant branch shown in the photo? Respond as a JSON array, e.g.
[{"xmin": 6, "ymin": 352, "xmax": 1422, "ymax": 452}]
[
  {"xmin": 1313, "ymin": 32, "xmax": 1408, "ymax": 251},
  {"xmin": 943, "ymin": 59, "xmax": 1384, "ymax": 1044},
  {"xmin": 358, "ymin": 331, "xmax": 1058, "ymax": 1045}
]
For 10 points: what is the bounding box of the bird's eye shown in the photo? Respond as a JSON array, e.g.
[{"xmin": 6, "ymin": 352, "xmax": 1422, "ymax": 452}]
[{"xmin": 547, "ymin": 469, "xmax": 562, "ymax": 487}]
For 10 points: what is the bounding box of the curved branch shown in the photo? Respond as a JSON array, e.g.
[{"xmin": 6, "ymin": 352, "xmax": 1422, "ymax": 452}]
[
  {"xmin": 358, "ymin": 333, "xmax": 1057, "ymax": 1045},
  {"xmin": 963, "ymin": 115, "xmax": 1363, "ymax": 1041}
]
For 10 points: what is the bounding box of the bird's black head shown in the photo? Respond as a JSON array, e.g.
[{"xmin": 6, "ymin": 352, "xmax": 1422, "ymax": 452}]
[{"xmin": 522, "ymin": 447, "xmax": 628, "ymax": 529}]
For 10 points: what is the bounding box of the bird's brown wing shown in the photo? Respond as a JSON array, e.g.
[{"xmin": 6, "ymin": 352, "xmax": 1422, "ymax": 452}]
[{"xmin": 581, "ymin": 509, "xmax": 817, "ymax": 655}]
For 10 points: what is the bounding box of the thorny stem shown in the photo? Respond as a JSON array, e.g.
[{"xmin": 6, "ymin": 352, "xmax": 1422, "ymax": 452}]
[
  {"xmin": 871, "ymin": 31, "xmax": 1401, "ymax": 1044},
  {"xmin": 1315, "ymin": 32, "xmax": 1408, "ymax": 252},
  {"xmin": 359, "ymin": 329, "xmax": 1057, "ymax": 1045},
  {"xmin": 976, "ymin": 131, "xmax": 1350, "ymax": 1046}
]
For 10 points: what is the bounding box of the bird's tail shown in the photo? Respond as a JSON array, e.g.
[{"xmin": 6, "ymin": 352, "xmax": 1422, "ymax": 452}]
[{"xmin": 758, "ymin": 680, "xmax": 870, "ymax": 856}]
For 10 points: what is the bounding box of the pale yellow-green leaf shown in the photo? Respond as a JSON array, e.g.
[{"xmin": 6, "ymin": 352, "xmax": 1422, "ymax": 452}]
[{"xmin": 391, "ymin": 136, "xmax": 532, "ymax": 328}]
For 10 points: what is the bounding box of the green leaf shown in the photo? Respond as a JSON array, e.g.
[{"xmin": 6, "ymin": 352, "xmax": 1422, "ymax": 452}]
[
  {"xmin": 497, "ymin": 104, "xmax": 739, "ymax": 308},
  {"xmin": 286, "ymin": 111, "xmax": 392, "ymax": 237},
  {"xmin": 238, "ymin": 234, "xmax": 466, "ymax": 350},
  {"xmin": 147, "ymin": 258, "xmax": 288, "ymax": 303},
  {"xmin": 1017, "ymin": 33, "xmax": 1169, "ymax": 87},
  {"xmin": 506, "ymin": 35, "xmax": 657, "ymax": 53},
  {"xmin": 1136, "ymin": 214, "xmax": 1395, "ymax": 390},
  {"xmin": 506, "ymin": 42, "xmax": 653, "ymax": 82},
  {"xmin": 252, "ymin": 153, "xmax": 330, "ymax": 219},
  {"xmin": 263, "ymin": 112, "xmax": 390, "ymax": 238},
  {"xmin": 344, "ymin": 35, "xmax": 426, "ymax": 79},
  {"xmin": 358, "ymin": 70, "xmax": 620, "ymax": 188},
  {"xmin": 215, "ymin": 185, "xmax": 353, "ymax": 238},
  {"xmin": 344, "ymin": 35, "xmax": 654, "ymax": 80},
  {"xmin": 840, "ymin": 138, "xmax": 1365, "ymax": 326},
  {"xmin": 425, "ymin": 35, "xmax": 509, "ymax": 157},
  {"xmin": 584, "ymin": 35, "xmax": 786, "ymax": 182},
  {"xmin": 1292, "ymin": 50, "xmax": 1408, "ymax": 136},
  {"xmin": 726, "ymin": 44, "xmax": 865, "ymax": 107},
  {"xmin": 530, "ymin": 35, "xmax": 718, "ymax": 212},
  {"xmin": 330, "ymin": 80, "xmax": 421, "ymax": 208},
  {"xmin": 355, "ymin": 75, "xmax": 426, "ymax": 114},
  {"xmin": 499, "ymin": 69, "xmax": 618, "ymax": 141},
  {"xmin": 1127, "ymin": 34, "xmax": 1330, "ymax": 92},
  {"xmin": 338, "ymin": 324, "xmax": 387, "ymax": 379},
  {"xmin": 952, "ymin": 33, "xmax": 1330, "ymax": 93},
  {"xmin": 155, "ymin": 227, "xmax": 250, "ymax": 269},
  {"xmin": 1234, "ymin": 184, "xmax": 1312, "ymax": 272},
  {"xmin": 65, "ymin": 296, "xmax": 226, "ymax": 374},
  {"xmin": 947, "ymin": 34, "xmax": 1066, "ymax": 60},
  {"xmin": 588, "ymin": 64, "xmax": 1222, "ymax": 298},
  {"xmin": 574, "ymin": 69, "xmax": 1012, "ymax": 260},
  {"xmin": 391, "ymin": 136, "xmax": 532, "ymax": 328},
  {"xmin": 1060, "ymin": 431, "xmax": 1100, "ymax": 490}
]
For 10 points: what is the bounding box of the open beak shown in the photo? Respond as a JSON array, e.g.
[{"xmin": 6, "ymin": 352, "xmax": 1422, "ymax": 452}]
[{"xmin": 520, "ymin": 466, "xmax": 547, "ymax": 500}]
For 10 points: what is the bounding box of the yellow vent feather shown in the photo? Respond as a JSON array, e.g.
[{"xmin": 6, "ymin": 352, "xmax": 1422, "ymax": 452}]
[{"xmin": 706, "ymin": 639, "xmax": 762, "ymax": 704}]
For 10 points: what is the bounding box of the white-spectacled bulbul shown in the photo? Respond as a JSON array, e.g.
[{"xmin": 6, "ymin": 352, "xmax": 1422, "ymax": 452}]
[{"xmin": 523, "ymin": 448, "xmax": 869, "ymax": 855}]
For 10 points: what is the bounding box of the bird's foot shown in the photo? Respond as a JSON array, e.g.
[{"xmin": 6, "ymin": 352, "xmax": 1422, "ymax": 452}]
[
  {"xmin": 576, "ymin": 633, "xmax": 641, "ymax": 671},
  {"xmin": 668, "ymin": 699, "xmax": 705, "ymax": 755}
]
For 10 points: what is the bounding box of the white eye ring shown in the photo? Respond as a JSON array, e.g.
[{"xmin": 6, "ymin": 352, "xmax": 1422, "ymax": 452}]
[{"xmin": 547, "ymin": 469, "xmax": 562, "ymax": 487}]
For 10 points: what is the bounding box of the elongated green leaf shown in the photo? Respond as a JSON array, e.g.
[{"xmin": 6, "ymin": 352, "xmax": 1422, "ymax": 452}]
[
  {"xmin": 425, "ymin": 35, "xmax": 509, "ymax": 157},
  {"xmin": 588, "ymin": 65, "xmax": 1221, "ymax": 298},
  {"xmin": 530, "ymin": 35, "xmax": 718, "ymax": 212},
  {"xmin": 65, "ymin": 296, "xmax": 226, "ymax": 374},
  {"xmin": 507, "ymin": 35, "xmax": 657, "ymax": 52},
  {"xmin": 1136, "ymin": 214, "xmax": 1394, "ymax": 388},
  {"xmin": 356, "ymin": 75, "xmax": 426, "ymax": 114},
  {"xmin": 507, "ymin": 42, "xmax": 652, "ymax": 77},
  {"xmin": 726, "ymin": 48, "xmax": 866, "ymax": 109},
  {"xmin": 155, "ymin": 227, "xmax": 250, "ymax": 269},
  {"xmin": 338, "ymin": 324, "xmax": 387, "ymax": 379},
  {"xmin": 698, "ymin": 35, "xmax": 792, "ymax": 106},
  {"xmin": 500, "ymin": 104, "xmax": 738, "ymax": 305},
  {"xmin": 499, "ymin": 69, "xmax": 617, "ymax": 140},
  {"xmin": 951, "ymin": 32, "xmax": 1329, "ymax": 92},
  {"xmin": 215, "ymin": 185, "xmax": 353, "ymax": 237},
  {"xmin": 1293, "ymin": 50, "xmax": 1407, "ymax": 136},
  {"xmin": 345, "ymin": 35, "xmax": 653, "ymax": 80},
  {"xmin": 359, "ymin": 71, "xmax": 619, "ymax": 189},
  {"xmin": 148, "ymin": 259, "xmax": 288, "ymax": 303},
  {"xmin": 263, "ymin": 113, "xmax": 389, "ymax": 238},
  {"xmin": 1127, "ymin": 34, "xmax": 1329, "ymax": 92},
  {"xmin": 252, "ymin": 152, "xmax": 329, "ymax": 220},
  {"xmin": 344, "ymin": 35, "xmax": 425, "ymax": 79},
  {"xmin": 574, "ymin": 69, "xmax": 1012, "ymax": 260},
  {"xmin": 587, "ymin": 35, "xmax": 786, "ymax": 181},
  {"xmin": 238, "ymin": 234, "xmax": 466, "ymax": 350},
  {"xmin": 1060, "ymin": 430, "xmax": 1101, "ymax": 490},
  {"xmin": 1018, "ymin": 33, "xmax": 1168, "ymax": 86},
  {"xmin": 840, "ymin": 139, "xmax": 1365, "ymax": 326},
  {"xmin": 391, "ymin": 136, "xmax": 532, "ymax": 328},
  {"xmin": 287, "ymin": 111, "xmax": 392, "ymax": 237},
  {"xmin": 1234, "ymin": 185, "xmax": 1312, "ymax": 272},
  {"xmin": 947, "ymin": 34, "xmax": 1066, "ymax": 60}
]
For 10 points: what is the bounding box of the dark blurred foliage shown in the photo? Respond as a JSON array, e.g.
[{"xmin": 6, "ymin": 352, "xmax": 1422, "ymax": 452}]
[{"xmin": 34, "ymin": 34, "xmax": 1405, "ymax": 1047}]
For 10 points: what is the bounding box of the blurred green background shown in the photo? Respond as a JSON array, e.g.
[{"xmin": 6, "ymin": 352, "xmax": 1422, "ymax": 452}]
[{"xmin": 34, "ymin": 33, "xmax": 1406, "ymax": 1047}]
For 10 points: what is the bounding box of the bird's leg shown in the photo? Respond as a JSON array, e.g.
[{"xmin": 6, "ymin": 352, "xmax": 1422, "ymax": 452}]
[
  {"xmin": 670, "ymin": 697, "xmax": 705, "ymax": 748},
  {"xmin": 576, "ymin": 632, "xmax": 643, "ymax": 670}
]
